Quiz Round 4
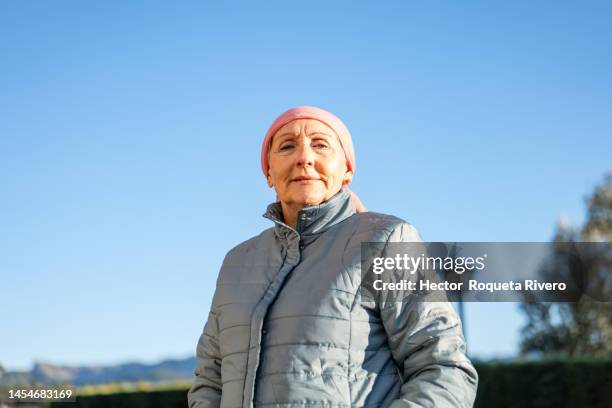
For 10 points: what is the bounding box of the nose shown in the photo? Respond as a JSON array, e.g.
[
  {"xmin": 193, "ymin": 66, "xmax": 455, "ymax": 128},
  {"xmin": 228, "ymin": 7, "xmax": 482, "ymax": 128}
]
[{"xmin": 295, "ymin": 142, "xmax": 315, "ymax": 168}]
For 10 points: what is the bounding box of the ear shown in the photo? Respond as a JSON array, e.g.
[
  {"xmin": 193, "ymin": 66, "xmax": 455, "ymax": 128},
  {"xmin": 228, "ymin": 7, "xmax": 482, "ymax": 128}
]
[
  {"xmin": 343, "ymin": 169, "xmax": 354, "ymax": 185},
  {"xmin": 267, "ymin": 173, "xmax": 274, "ymax": 188}
]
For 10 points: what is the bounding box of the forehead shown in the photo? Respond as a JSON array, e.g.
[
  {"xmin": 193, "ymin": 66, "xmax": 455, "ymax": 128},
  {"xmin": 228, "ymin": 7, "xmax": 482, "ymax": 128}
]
[{"xmin": 273, "ymin": 118, "xmax": 336, "ymax": 139}]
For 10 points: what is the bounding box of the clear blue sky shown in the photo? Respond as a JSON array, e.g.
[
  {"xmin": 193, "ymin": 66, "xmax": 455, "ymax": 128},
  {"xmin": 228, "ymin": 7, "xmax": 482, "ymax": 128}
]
[{"xmin": 1, "ymin": 1, "xmax": 610, "ymax": 371}]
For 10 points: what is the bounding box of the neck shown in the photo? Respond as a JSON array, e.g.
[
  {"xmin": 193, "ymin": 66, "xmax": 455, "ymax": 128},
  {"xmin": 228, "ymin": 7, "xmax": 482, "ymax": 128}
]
[
  {"xmin": 278, "ymin": 189, "xmax": 346, "ymax": 230},
  {"xmin": 280, "ymin": 201, "xmax": 302, "ymax": 230},
  {"xmin": 264, "ymin": 189, "xmax": 355, "ymax": 237}
]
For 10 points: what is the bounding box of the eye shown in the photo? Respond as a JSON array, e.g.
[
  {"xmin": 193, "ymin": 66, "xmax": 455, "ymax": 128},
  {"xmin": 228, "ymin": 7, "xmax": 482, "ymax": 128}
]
[
  {"xmin": 312, "ymin": 140, "xmax": 330, "ymax": 149},
  {"xmin": 279, "ymin": 142, "xmax": 295, "ymax": 151}
]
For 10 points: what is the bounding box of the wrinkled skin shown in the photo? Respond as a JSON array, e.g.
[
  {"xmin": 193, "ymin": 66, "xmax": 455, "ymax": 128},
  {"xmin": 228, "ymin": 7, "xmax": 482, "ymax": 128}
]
[{"xmin": 267, "ymin": 119, "xmax": 353, "ymax": 229}]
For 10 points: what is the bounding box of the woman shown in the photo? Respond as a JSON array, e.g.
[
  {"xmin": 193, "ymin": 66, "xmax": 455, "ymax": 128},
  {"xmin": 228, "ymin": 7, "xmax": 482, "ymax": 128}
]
[{"xmin": 188, "ymin": 106, "xmax": 478, "ymax": 407}]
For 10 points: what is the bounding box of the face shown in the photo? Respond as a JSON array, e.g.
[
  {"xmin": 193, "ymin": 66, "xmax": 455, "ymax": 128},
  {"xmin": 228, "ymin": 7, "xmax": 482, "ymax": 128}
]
[{"xmin": 267, "ymin": 119, "xmax": 353, "ymax": 209}]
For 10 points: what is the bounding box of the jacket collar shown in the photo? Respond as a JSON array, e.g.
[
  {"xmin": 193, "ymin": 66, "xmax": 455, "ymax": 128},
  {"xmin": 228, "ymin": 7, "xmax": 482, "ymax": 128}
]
[{"xmin": 263, "ymin": 188, "xmax": 356, "ymax": 237}]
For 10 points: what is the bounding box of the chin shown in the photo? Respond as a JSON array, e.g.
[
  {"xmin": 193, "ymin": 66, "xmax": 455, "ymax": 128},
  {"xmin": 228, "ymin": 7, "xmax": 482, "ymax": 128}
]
[{"xmin": 291, "ymin": 190, "xmax": 327, "ymax": 207}]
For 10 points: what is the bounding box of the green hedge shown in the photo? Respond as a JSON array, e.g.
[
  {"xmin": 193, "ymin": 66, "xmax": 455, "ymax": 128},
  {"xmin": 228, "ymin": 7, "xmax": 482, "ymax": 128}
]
[
  {"xmin": 47, "ymin": 389, "xmax": 188, "ymax": 408},
  {"xmin": 49, "ymin": 360, "xmax": 611, "ymax": 408},
  {"xmin": 473, "ymin": 359, "xmax": 612, "ymax": 408}
]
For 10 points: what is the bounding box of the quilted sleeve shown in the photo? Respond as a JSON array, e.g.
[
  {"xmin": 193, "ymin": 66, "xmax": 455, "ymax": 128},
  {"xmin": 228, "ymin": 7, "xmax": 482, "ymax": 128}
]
[
  {"xmin": 187, "ymin": 310, "xmax": 222, "ymax": 408},
  {"xmin": 379, "ymin": 223, "xmax": 478, "ymax": 408}
]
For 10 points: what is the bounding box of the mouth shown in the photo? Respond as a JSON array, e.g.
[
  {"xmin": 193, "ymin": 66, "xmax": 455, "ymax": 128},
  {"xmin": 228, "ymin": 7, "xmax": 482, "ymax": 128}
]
[{"xmin": 290, "ymin": 176, "xmax": 322, "ymax": 183}]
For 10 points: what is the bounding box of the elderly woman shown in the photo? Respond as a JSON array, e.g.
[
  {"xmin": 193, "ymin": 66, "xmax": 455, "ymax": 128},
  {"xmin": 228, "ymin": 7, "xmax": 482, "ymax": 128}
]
[{"xmin": 188, "ymin": 106, "xmax": 478, "ymax": 407}]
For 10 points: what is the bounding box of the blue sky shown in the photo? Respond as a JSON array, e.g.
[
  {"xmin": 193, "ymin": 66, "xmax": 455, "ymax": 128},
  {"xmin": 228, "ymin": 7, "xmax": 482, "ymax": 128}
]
[{"xmin": 1, "ymin": 1, "xmax": 610, "ymax": 371}]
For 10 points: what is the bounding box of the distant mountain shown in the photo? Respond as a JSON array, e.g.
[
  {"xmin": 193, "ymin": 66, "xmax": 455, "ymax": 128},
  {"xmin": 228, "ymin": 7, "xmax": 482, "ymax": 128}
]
[{"xmin": 0, "ymin": 357, "xmax": 196, "ymax": 386}]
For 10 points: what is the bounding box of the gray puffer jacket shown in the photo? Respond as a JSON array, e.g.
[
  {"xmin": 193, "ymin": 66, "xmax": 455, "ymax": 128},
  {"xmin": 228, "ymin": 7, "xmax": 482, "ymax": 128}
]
[{"xmin": 188, "ymin": 189, "xmax": 478, "ymax": 408}]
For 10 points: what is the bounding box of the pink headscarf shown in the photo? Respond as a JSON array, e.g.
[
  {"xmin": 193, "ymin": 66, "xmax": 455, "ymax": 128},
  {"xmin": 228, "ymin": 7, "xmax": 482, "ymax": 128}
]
[{"xmin": 261, "ymin": 106, "xmax": 366, "ymax": 213}]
